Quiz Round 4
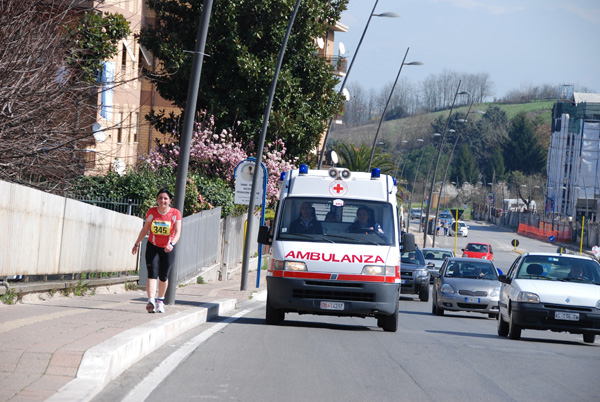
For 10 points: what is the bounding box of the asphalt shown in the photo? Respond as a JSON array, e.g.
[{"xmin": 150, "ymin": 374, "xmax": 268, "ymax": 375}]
[
  {"xmin": 0, "ymin": 221, "xmax": 591, "ymax": 402},
  {"xmin": 0, "ymin": 263, "xmax": 268, "ymax": 402}
]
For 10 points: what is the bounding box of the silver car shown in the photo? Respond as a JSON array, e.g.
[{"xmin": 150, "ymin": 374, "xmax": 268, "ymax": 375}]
[{"xmin": 432, "ymin": 257, "xmax": 501, "ymax": 318}]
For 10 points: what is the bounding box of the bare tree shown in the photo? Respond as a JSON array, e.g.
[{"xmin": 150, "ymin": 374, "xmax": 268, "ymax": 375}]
[{"xmin": 0, "ymin": 0, "xmax": 131, "ymax": 194}]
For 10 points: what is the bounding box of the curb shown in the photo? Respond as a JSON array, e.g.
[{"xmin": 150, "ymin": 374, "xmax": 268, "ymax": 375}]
[{"xmin": 47, "ymin": 298, "xmax": 239, "ymax": 402}]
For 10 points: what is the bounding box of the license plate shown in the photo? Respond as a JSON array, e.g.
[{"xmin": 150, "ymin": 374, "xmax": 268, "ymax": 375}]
[
  {"xmin": 555, "ymin": 311, "xmax": 579, "ymax": 321},
  {"xmin": 400, "ymin": 279, "xmax": 406, "ymax": 284},
  {"xmin": 320, "ymin": 301, "xmax": 344, "ymax": 311},
  {"xmin": 465, "ymin": 297, "xmax": 480, "ymax": 303}
]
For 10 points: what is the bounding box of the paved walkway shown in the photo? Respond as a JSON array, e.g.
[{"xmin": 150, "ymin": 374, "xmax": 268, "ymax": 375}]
[{"xmin": 0, "ymin": 266, "xmax": 267, "ymax": 402}]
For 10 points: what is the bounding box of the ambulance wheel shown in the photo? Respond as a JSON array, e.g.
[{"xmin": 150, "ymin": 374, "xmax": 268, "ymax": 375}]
[
  {"xmin": 378, "ymin": 299, "xmax": 399, "ymax": 332},
  {"xmin": 265, "ymin": 296, "xmax": 284, "ymax": 325}
]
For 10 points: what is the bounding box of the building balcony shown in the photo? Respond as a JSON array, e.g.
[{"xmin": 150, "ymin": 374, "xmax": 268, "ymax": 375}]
[{"xmin": 326, "ymin": 56, "xmax": 347, "ymax": 77}]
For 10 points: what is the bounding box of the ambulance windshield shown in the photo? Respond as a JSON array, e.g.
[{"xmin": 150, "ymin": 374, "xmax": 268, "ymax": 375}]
[{"xmin": 277, "ymin": 198, "xmax": 395, "ymax": 245}]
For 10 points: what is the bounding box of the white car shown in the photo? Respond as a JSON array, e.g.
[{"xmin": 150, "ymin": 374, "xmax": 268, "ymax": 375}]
[
  {"xmin": 497, "ymin": 252, "xmax": 600, "ymax": 344},
  {"xmin": 448, "ymin": 220, "xmax": 468, "ymax": 237}
]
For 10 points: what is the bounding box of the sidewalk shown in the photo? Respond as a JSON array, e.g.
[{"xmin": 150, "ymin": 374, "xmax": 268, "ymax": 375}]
[{"xmin": 0, "ymin": 264, "xmax": 267, "ymax": 402}]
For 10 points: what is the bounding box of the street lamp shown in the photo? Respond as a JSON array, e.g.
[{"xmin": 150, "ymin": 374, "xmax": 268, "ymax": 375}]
[
  {"xmin": 368, "ymin": 47, "xmax": 423, "ymax": 171},
  {"xmin": 430, "ymin": 98, "xmax": 484, "ymax": 245},
  {"xmin": 318, "ymin": 0, "xmax": 400, "ymax": 169},
  {"xmin": 419, "ymin": 133, "xmax": 441, "ymax": 233},
  {"xmin": 423, "ymin": 80, "xmax": 465, "ymax": 248},
  {"xmin": 406, "ymin": 138, "xmax": 425, "ymax": 233}
]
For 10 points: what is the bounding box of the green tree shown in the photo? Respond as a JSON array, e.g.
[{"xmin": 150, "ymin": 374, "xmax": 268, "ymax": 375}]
[
  {"xmin": 139, "ymin": 0, "xmax": 347, "ymax": 160},
  {"xmin": 483, "ymin": 147, "xmax": 505, "ymax": 183},
  {"xmin": 451, "ymin": 144, "xmax": 478, "ymax": 185},
  {"xmin": 66, "ymin": 11, "xmax": 131, "ymax": 82},
  {"xmin": 502, "ymin": 112, "xmax": 546, "ymax": 175}
]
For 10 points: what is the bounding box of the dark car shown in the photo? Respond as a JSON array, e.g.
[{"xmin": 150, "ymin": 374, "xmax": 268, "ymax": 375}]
[{"xmin": 400, "ymin": 247, "xmax": 430, "ymax": 301}]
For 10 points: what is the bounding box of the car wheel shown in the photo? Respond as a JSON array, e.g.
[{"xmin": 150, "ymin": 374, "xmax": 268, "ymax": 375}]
[
  {"xmin": 583, "ymin": 332, "xmax": 596, "ymax": 344},
  {"xmin": 265, "ymin": 296, "xmax": 284, "ymax": 325},
  {"xmin": 508, "ymin": 310, "xmax": 522, "ymax": 340},
  {"xmin": 497, "ymin": 313, "xmax": 509, "ymax": 337},
  {"xmin": 419, "ymin": 286, "xmax": 429, "ymax": 302},
  {"xmin": 378, "ymin": 299, "xmax": 399, "ymax": 332},
  {"xmin": 433, "ymin": 295, "xmax": 444, "ymax": 316}
]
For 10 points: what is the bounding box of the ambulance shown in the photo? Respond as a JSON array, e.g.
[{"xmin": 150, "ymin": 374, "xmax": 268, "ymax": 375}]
[{"xmin": 258, "ymin": 164, "xmax": 415, "ymax": 332}]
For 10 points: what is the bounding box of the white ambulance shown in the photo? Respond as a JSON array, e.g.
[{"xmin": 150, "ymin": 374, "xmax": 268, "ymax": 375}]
[{"xmin": 258, "ymin": 164, "xmax": 415, "ymax": 332}]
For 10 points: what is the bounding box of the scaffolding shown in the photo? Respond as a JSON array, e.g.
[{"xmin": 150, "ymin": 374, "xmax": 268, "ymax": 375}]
[{"xmin": 547, "ymin": 88, "xmax": 600, "ymax": 222}]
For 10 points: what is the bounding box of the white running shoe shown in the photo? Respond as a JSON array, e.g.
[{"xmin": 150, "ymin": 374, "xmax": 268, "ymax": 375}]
[
  {"xmin": 146, "ymin": 301, "xmax": 156, "ymax": 313},
  {"xmin": 157, "ymin": 300, "xmax": 165, "ymax": 313}
]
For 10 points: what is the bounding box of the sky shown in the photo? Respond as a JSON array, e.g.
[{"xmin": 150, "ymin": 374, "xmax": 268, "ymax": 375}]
[{"xmin": 337, "ymin": 0, "xmax": 600, "ymax": 100}]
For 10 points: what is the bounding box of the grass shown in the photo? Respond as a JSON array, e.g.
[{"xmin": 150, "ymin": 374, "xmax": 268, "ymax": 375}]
[
  {"xmin": 330, "ymin": 99, "xmax": 554, "ymax": 151},
  {"xmin": 0, "ymin": 288, "xmax": 19, "ymax": 305}
]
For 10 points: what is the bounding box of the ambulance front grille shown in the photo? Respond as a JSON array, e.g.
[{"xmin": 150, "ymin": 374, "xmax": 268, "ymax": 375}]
[{"xmin": 293, "ymin": 288, "xmax": 375, "ymax": 302}]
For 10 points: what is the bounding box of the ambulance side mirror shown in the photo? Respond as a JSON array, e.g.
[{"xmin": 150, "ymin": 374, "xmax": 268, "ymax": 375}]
[
  {"xmin": 401, "ymin": 233, "xmax": 415, "ymax": 253},
  {"xmin": 257, "ymin": 225, "xmax": 272, "ymax": 245}
]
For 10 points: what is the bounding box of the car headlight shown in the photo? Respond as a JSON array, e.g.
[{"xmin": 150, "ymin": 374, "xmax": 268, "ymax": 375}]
[
  {"xmin": 272, "ymin": 260, "xmax": 307, "ymax": 271},
  {"xmin": 416, "ymin": 269, "xmax": 429, "ymax": 277},
  {"xmin": 362, "ymin": 265, "xmax": 395, "ymax": 276},
  {"xmin": 440, "ymin": 283, "xmax": 455, "ymax": 294},
  {"xmin": 481, "ymin": 256, "xmax": 488, "ymax": 260},
  {"xmin": 517, "ymin": 291, "xmax": 539, "ymax": 303},
  {"xmin": 490, "ymin": 287, "xmax": 500, "ymax": 298}
]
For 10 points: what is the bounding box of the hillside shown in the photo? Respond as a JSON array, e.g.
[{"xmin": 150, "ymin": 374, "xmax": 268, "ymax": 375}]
[{"xmin": 327, "ymin": 100, "xmax": 554, "ymax": 152}]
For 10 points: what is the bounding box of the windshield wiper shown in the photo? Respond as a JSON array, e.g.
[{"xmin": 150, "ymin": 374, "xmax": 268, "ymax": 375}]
[{"xmin": 323, "ymin": 234, "xmax": 380, "ymax": 245}]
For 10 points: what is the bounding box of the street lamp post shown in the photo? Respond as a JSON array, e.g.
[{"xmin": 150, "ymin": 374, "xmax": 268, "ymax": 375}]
[
  {"xmin": 419, "ymin": 133, "xmax": 441, "ymax": 233},
  {"xmin": 423, "ymin": 80, "xmax": 463, "ymax": 248},
  {"xmin": 406, "ymin": 138, "xmax": 425, "ymax": 233},
  {"xmin": 431, "ymin": 94, "xmax": 485, "ymax": 245},
  {"xmin": 367, "ymin": 47, "xmax": 422, "ymax": 172},
  {"xmin": 318, "ymin": 1, "xmax": 400, "ymax": 169}
]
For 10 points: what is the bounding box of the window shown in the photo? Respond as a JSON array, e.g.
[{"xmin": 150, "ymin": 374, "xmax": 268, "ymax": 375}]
[
  {"xmin": 117, "ymin": 112, "xmax": 123, "ymax": 143},
  {"xmin": 276, "ymin": 197, "xmax": 395, "ymax": 245},
  {"xmin": 122, "ymin": 43, "xmax": 127, "ymax": 70},
  {"xmin": 133, "ymin": 113, "xmax": 138, "ymax": 143}
]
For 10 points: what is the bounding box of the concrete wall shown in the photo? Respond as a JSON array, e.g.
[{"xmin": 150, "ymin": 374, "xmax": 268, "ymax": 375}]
[
  {"xmin": 1, "ymin": 180, "xmax": 261, "ymax": 284},
  {"xmin": 0, "ymin": 181, "xmax": 140, "ymax": 276}
]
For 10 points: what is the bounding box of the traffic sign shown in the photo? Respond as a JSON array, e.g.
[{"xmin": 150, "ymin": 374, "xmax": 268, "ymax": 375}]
[
  {"xmin": 549, "ymin": 236, "xmax": 555, "ymax": 243},
  {"xmin": 511, "ymin": 239, "xmax": 519, "ymax": 248}
]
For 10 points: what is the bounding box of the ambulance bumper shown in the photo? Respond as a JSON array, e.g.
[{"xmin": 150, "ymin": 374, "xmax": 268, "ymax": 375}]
[{"xmin": 266, "ymin": 276, "xmax": 400, "ymax": 317}]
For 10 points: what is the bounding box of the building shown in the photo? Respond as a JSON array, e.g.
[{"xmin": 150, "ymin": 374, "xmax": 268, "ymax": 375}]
[
  {"xmin": 81, "ymin": 1, "xmax": 348, "ymax": 175},
  {"xmin": 546, "ymin": 87, "xmax": 600, "ymax": 222}
]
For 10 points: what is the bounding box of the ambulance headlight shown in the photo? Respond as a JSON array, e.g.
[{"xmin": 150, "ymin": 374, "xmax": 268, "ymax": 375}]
[
  {"xmin": 362, "ymin": 265, "xmax": 395, "ymax": 276},
  {"xmin": 273, "ymin": 260, "xmax": 307, "ymax": 271}
]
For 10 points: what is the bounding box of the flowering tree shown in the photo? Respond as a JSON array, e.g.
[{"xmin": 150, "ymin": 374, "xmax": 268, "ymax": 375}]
[{"xmin": 143, "ymin": 115, "xmax": 297, "ymax": 205}]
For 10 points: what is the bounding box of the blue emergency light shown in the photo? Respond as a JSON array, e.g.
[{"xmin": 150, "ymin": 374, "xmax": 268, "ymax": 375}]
[
  {"xmin": 370, "ymin": 168, "xmax": 380, "ymax": 179},
  {"xmin": 299, "ymin": 164, "xmax": 309, "ymax": 175}
]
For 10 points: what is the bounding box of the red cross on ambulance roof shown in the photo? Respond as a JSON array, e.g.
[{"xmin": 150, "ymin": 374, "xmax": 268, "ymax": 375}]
[{"xmin": 329, "ymin": 180, "xmax": 347, "ymax": 196}]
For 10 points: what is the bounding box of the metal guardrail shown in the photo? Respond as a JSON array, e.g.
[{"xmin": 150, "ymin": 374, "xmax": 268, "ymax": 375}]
[{"xmin": 76, "ymin": 196, "xmax": 143, "ymax": 216}]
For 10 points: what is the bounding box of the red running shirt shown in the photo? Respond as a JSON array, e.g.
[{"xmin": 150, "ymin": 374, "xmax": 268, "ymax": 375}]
[{"xmin": 146, "ymin": 207, "xmax": 182, "ymax": 248}]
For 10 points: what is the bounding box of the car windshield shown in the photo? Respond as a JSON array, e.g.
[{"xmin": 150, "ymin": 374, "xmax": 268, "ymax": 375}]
[
  {"xmin": 401, "ymin": 248, "xmax": 425, "ymax": 265},
  {"xmin": 276, "ymin": 197, "xmax": 395, "ymax": 245},
  {"xmin": 423, "ymin": 250, "xmax": 453, "ymax": 260},
  {"xmin": 516, "ymin": 256, "xmax": 600, "ymax": 283},
  {"xmin": 439, "ymin": 213, "xmax": 452, "ymax": 219},
  {"xmin": 444, "ymin": 261, "xmax": 497, "ymax": 279},
  {"xmin": 466, "ymin": 243, "xmax": 488, "ymax": 253}
]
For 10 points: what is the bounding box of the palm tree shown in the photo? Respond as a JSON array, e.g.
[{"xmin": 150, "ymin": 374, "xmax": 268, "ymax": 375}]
[{"xmin": 334, "ymin": 143, "xmax": 395, "ymax": 173}]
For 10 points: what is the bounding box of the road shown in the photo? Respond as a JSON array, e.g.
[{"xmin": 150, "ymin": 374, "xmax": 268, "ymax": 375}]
[{"xmin": 95, "ymin": 221, "xmax": 600, "ymax": 402}]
